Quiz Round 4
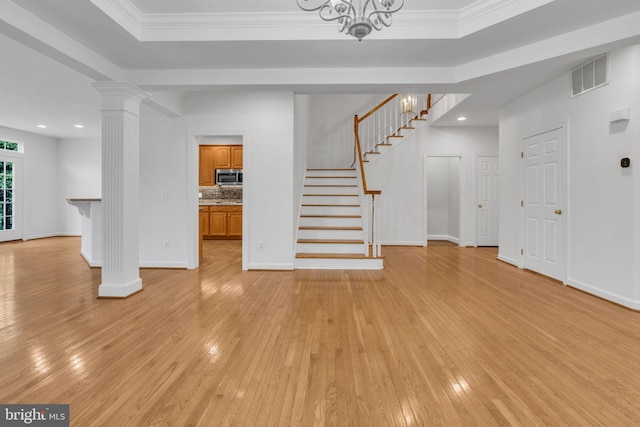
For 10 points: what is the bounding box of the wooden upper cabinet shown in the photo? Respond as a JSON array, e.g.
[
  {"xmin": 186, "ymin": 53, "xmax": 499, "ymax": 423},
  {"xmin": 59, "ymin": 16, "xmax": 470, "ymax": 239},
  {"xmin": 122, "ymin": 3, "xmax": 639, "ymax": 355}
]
[
  {"xmin": 213, "ymin": 146, "xmax": 231, "ymax": 170},
  {"xmin": 231, "ymin": 146, "xmax": 243, "ymax": 169},
  {"xmin": 199, "ymin": 145, "xmax": 242, "ymax": 186},
  {"xmin": 199, "ymin": 146, "xmax": 215, "ymax": 186}
]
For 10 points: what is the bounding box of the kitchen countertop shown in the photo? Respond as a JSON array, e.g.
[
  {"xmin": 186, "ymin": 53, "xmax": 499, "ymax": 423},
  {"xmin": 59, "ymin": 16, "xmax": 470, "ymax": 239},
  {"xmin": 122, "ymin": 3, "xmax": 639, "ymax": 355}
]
[{"xmin": 199, "ymin": 199, "xmax": 242, "ymax": 206}]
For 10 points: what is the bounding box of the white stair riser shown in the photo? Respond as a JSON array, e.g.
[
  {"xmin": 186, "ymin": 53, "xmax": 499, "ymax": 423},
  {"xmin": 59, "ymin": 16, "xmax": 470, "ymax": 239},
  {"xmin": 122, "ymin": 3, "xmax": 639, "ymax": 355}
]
[
  {"xmin": 294, "ymin": 258, "xmax": 383, "ymax": 270},
  {"xmin": 306, "ymin": 170, "xmax": 356, "ymax": 177},
  {"xmin": 303, "ymin": 186, "xmax": 358, "ymax": 195},
  {"xmin": 302, "ymin": 195, "xmax": 359, "ymax": 205},
  {"xmin": 296, "ymin": 243, "xmax": 366, "ymax": 254},
  {"xmin": 299, "ymin": 217, "xmax": 361, "ymax": 227},
  {"xmin": 364, "ymin": 152, "xmax": 380, "ymax": 161},
  {"xmin": 298, "ymin": 229, "xmax": 364, "ymax": 240},
  {"xmin": 301, "ymin": 206, "xmax": 361, "ymax": 216},
  {"xmin": 374, "ymin": 144, "xmax": 393, "ymax": 155},
  {"xmin": 305, "ymin": 177, "xmax": 357, "ymax": 186},
  {"xmin": 399, "ymin": 127, "xmax": 415, "ymax": 137}
]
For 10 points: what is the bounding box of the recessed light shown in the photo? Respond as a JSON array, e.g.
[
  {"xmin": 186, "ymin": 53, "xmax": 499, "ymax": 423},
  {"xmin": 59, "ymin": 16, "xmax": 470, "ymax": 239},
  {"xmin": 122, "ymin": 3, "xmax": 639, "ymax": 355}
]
[
  {"xmin": 457, "ymin": 117, "xmax": 467, "ymax": 121},
  {"xmin": 37, "ymin": 124, "xmax": 47, "ymax": 128},
  {"xmin": 74, "ymin": 124, "xmax": 84, "ymax": 129}
]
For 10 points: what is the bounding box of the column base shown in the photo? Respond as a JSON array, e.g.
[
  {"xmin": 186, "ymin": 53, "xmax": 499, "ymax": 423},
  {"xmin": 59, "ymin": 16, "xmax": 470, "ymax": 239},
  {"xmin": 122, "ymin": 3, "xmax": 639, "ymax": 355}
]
[{"xmin": 98, "ymin": 278, "xmax": 143, "ymax": 298}]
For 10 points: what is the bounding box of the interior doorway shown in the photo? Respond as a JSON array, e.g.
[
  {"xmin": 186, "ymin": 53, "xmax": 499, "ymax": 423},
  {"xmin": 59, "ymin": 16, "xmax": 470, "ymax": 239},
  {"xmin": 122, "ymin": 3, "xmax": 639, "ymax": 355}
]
[
  {"xmin": 521, "ymin": 126, "xmax": 566, "ymax": 281},
  {"xmin": 476, "ymin": 156, "xmax": 499, "ymax": 246},
  {"xmin": 426, "ymin": 155, "xmax": 462, "ymax": 246}
]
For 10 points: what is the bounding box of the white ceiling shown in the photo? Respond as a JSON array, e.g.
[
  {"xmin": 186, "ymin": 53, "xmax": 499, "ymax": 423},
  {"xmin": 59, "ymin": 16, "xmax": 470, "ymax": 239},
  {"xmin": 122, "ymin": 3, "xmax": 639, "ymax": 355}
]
[{"xmin": 2, "ymin": 0, "xmax": 640, "ymax": 137}]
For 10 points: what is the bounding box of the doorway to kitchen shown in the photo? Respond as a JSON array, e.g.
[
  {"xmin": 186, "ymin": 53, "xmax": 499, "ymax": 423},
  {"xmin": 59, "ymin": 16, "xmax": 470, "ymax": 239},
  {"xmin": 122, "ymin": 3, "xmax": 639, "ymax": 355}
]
[{"xmin": 188, "ymin": 131, "xmax": 246, "ymax": 270}]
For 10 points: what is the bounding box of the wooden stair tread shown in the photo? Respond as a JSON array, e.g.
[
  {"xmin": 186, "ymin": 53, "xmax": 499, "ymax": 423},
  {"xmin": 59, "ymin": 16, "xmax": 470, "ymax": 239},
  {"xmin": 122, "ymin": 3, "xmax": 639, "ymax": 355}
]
[
  {"xmin": 299, "ymin": 226, "xmax": 362, "ymax": 230},
  {"xmin": 376, "ymin": 143, "xmax": 392, "ymax": 147},
  {"xmin": 400, "ymin": 126, "xmax": 416, "ymax": 130},
  {"xmin": 297, "ymin": 239, "xmax": 364, "ymax": 244},
  {"xmin": 388, "ymin": 135, "xmax": 403, "ymax": 138},
  {"xmin": 411, "ymin": 118, "xmax": 427, "ymax": 121},
  {"xmin": 296, "ymin": 253, "xmax": 383, "ymax": 259}
]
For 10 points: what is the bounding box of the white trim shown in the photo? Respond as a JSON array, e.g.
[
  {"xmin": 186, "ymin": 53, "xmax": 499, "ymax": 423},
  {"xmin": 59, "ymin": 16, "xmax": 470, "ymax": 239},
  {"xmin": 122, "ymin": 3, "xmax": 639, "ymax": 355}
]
[
  {"xmin": 566, "ymin": 278, "xmax": 640, "ymax": 311},
  {"xmin": 426, "ymin": 235, "xmax": 460, "ymax": 244},
  {"xmin": 497, "ymin": 253, "xmax": 519, "ymax": 267},
  {"xmin": 93, "ymin": 0, "xmax": 552, "ymax": 41},
  {"xmin": 247, "ymin": 263, "xmax": 294, "ymax": 271},
  {"xmin": 383, "ymin": 240, "xmax": 425, "ymax": 246}
]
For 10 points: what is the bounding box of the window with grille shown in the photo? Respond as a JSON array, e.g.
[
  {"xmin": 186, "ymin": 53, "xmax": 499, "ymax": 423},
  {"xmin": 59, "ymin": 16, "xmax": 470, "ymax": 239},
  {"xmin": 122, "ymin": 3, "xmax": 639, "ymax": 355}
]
[{"xmin": 0, "ymin": 160, "xmax": 14, "ymax": 231}]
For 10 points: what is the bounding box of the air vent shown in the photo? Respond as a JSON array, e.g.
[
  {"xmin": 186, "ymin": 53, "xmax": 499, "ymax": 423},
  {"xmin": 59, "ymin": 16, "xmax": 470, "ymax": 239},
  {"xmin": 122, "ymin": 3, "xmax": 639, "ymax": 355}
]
[{"xmin": 572, "ymin": 54, "xmax": 608, "ymax": 97}]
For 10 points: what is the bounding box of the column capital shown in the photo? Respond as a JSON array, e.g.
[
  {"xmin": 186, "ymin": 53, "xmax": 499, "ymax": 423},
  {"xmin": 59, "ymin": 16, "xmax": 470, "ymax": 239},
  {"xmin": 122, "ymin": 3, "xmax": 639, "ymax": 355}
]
[{"xmin": 92, "ymin": 81, "xmax": 150, "ymax": 114}]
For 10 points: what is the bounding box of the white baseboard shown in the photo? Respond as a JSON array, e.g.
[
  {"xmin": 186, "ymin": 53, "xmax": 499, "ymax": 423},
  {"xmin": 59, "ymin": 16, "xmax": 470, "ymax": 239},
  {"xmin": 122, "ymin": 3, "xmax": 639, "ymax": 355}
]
[
  {"xmin": 81, "ymin": 250, "xmax": 100, "ymax": 268},
  {"xmin": 497, "ymin": 253, "xmax": 519, "ymax": 267},
  {"xmin": 382, "ymin": 241, "xmax": 424, "ymax": 246},
  {"xmin": 140, "ymin": 261, "xmax": 189, "ymax": 269},
  {"xmin": 247, "ymin": 263, "xmax": 294, "ymax": 271},
  {"xmin": 566, "ymin": 277, "xmax": 640, "ymax": 310},
  {"xmin": 427, "ymin": 235, "xmax": 460, "ymax": 244}
]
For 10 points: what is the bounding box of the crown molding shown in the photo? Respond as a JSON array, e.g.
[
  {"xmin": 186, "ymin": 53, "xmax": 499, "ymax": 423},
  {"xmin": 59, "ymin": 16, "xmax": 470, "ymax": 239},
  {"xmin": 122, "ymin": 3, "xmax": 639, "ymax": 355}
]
[{"xmin": 91, "ymin": 0, "xmax": 555, "ymax": 41}]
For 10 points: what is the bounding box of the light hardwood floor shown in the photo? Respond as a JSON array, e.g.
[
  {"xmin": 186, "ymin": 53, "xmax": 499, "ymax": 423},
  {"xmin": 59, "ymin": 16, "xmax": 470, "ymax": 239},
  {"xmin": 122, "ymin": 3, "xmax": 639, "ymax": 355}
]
[{"xmin": 1, "ymin": 237, "xmax": 640, "ymax": 426}]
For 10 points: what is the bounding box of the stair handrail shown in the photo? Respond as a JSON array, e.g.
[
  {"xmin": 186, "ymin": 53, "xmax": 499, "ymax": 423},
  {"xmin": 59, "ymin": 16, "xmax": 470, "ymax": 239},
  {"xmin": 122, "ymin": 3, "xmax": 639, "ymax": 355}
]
[{"xmin": 353, "ymin": 93, "xmax": 443, "ymax": 257}]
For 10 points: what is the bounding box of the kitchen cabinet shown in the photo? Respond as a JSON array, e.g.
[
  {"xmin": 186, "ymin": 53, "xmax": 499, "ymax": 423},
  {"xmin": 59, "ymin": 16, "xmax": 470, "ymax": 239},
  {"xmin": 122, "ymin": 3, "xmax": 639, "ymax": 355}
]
[
  {"xmin": 199, "ymin": 146, "xmax": 215, "ymax": 186},
  {"xmin": 199, "ymin": 145, "xmax": 243, "ymax": 185},
  {"xmin": 203, "ymin": 205, "xmax": 242, "ymax": 239},
  {"xmin": 199, "ymin": 206, "xmax": 209, "ymax": 258},
  {"xmin": 231, "ymin": 146, "xmax": 243, "ymax": 169},
  {"xmin": 213, "ymin": 146, "xmax": 231, "ymax": 170}
]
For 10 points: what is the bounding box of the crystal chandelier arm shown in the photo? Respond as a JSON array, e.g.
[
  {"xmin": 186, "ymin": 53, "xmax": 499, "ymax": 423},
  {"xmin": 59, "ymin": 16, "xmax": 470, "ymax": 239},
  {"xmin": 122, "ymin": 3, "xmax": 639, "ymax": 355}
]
[
  {"xmin": 366, "ymin": 0, "xmax": 404, "ymax": 29},
  {"xmin": 296, "ymin": 0, "xmax": 332, "ymax": 12}
]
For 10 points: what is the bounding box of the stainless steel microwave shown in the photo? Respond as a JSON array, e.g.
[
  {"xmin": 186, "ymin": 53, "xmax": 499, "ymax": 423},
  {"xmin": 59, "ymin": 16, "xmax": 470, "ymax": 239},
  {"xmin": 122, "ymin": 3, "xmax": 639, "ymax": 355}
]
[{"xmin": 215, "ymin": 169, "xmax": 243, "ymax": 186}]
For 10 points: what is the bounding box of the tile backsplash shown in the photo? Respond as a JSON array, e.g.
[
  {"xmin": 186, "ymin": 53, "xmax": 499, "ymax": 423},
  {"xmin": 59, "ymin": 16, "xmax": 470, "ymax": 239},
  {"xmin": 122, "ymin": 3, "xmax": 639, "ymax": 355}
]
[{"xmin": 199, "ymin": 185, "xmax": 242, "ymax": 200}]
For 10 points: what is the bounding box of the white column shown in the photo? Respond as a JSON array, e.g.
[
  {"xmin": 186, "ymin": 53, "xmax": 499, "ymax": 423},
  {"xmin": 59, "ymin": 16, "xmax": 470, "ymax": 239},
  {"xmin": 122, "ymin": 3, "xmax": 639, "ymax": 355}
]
[{"xmin": 93, "ymin": 82, "xmax": 149, "ymax": 298}]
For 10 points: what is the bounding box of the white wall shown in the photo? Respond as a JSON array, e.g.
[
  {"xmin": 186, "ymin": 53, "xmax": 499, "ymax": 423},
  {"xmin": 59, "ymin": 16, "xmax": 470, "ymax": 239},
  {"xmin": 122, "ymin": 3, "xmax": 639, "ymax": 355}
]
[
  {"xmin": 499, "ymin": 44, "xmax": 640, "ymax": 308},
  {"xmin": 307, "ymin": 94, "xmax": 382, "ymax": 168},
  {"xmin": 294, "ymin": 95, "xmax": 310, "ymax": 237},
  {"xmin": 139, "ymin": 105, "xmax": 190, "ymax": 268},
  {"xmin": 57, "ymin": 138, "xmax": 101, "ymax": 235},
  {"xmin": 183, "ymin": 91, "xmax": 296, "ymax": 270},
  {"xmin": 0, "ymin": 126, "xmax": 60, "ymax": 240},
  {"xmin": 366, "ymin": 125, "xmax": 498, "ymax": 246}
]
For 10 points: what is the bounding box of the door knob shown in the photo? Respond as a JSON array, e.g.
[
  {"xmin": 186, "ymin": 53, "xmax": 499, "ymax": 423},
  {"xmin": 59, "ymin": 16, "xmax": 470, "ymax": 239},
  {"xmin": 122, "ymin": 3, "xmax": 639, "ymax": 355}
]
[
  {"xmin": 554, "ymin": 209, "xmax": 563, "ymax": 215},
  {"xmin": 478, "ymin": 204, "xmax": 483, "ymax": 208}
]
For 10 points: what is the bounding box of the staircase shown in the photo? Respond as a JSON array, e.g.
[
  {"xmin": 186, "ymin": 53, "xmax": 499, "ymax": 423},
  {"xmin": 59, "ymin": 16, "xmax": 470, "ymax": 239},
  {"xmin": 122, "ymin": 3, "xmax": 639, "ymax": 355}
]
[{"xmin": 294, "ymin": 168, "xmax": 383, "ymax": 270}]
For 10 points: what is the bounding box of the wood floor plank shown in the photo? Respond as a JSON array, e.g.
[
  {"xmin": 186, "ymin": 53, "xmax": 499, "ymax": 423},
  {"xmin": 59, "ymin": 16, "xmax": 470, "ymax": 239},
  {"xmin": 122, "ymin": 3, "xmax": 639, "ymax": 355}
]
[{"xmin": 2, "ymin": 238, "xmax": 640, "ymax": 426}]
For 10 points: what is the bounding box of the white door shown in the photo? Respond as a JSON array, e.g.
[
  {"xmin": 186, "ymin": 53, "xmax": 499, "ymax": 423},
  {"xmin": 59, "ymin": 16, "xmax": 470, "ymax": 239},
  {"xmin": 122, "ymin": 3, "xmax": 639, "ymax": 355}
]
[
  {"xmin": 477, "ymin": 156, "xmax": 499, "ymax": 246},
  {"xmin": 522, "ymin": 127, "xmax": 566, "ymax": 281},
  {"xmin": 0, "ymin": 156, "xmax": 21, "ymax": 242}
]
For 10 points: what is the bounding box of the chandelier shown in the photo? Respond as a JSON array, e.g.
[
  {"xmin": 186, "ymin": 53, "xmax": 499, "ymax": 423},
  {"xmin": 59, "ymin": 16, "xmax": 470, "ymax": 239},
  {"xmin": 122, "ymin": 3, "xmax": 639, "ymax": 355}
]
[{"xmin": 297, "ymin": 0, "xmax": 404, "ymax": 41}]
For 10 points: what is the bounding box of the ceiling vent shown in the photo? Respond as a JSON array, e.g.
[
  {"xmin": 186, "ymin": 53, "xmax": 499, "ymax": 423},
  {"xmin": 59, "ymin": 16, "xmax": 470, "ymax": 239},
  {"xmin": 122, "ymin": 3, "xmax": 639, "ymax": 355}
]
[{"xmin": 572, "ymin": 55, "xmax": 608, "ymax": 97}]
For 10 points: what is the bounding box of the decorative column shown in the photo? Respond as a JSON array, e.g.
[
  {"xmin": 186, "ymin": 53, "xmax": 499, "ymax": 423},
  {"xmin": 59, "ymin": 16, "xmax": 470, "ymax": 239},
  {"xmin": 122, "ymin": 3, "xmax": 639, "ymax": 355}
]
[{"xmin": 93, "ymin": 82, "xmax": 149, "ymax": 298}]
